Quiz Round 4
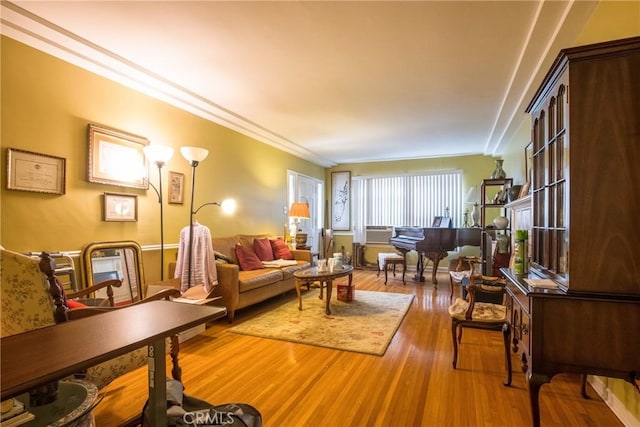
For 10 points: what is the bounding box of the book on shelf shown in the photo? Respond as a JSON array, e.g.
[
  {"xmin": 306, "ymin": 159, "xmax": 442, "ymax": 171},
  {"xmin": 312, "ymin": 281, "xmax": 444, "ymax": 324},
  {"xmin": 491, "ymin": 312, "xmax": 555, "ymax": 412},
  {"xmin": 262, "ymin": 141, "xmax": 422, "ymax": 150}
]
[{"xmin": 524, "ymin": 278, "xmax": 560, "ymax": 289}]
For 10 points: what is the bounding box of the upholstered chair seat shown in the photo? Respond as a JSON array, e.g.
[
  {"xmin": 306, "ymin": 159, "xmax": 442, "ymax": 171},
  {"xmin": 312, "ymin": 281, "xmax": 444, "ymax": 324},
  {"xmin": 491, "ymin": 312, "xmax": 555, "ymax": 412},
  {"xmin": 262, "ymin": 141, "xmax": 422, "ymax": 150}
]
[{"xmin": 448, "ymin": 274, "xmax": 512, "ymax": 386}]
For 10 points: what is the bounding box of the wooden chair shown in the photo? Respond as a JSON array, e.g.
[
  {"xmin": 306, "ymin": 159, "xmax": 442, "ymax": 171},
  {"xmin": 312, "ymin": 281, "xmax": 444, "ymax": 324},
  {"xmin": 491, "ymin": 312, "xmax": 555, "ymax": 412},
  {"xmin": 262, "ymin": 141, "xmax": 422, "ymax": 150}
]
[
  {"xmin": 0, "ymin": 248, "xmax": 182, "ymax": 394},
  {"xmin": 448, "ymin": 273, "xmax": 512, "ymax": 386},
  {"xmin": 448, "ymin": 256, "xmax": 480, "ymax": 299}
]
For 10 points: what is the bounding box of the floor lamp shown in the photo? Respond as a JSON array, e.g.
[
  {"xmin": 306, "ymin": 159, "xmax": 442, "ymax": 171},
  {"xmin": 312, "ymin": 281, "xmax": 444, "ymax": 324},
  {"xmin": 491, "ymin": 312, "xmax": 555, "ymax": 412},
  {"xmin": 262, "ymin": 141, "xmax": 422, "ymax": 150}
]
[
  {"xmin": 143, "ymin": 144, "xmax": 174, "ymax": 280},
  {"xmin": 180, "ymin": 146, "xmax": 209, "ymax": 290}
]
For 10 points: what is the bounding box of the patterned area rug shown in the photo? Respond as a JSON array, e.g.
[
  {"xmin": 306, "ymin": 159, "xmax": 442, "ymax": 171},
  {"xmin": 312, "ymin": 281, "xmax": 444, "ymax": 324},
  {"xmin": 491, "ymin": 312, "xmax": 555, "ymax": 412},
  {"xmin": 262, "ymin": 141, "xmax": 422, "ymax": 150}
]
[{"xmin": 228, "ymin": 290, "xmax": 414, "ymax": 356}]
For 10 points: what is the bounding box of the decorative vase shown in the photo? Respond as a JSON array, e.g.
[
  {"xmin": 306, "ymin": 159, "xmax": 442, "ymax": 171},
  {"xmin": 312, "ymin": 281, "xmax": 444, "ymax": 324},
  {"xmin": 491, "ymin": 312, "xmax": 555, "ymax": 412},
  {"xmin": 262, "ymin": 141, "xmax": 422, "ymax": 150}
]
[
  {"xmin": 493, "ymin": 215, "xmax": 509, "ymax": 230},
  {"xmin": 507, "ymin": 185, "xmax": 522, "ymax": 202},
  {"xmin": 491, "ymin": 159, "xmax": 507, "ymax": 179},
  {"xmin": 497, "ymin": 233, "xmax": 510, "ymax": 253}
]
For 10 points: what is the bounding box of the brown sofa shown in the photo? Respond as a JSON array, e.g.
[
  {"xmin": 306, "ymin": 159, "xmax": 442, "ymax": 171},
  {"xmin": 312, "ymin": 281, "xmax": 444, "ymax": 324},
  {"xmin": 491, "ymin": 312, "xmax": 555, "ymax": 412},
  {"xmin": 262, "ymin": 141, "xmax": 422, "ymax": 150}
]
[{"xmin": 171, "ymin": 234, "xmax": 312, "ymax": 322}]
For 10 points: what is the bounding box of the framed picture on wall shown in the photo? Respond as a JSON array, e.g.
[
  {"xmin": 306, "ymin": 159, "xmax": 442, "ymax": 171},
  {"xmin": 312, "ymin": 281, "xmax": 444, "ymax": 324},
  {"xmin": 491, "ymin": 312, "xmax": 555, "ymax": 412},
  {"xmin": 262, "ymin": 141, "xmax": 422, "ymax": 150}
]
[
  {"xmin": 88, "ymin": 124, "xmax": 149, "ymax": 189},
  {"xmin": 331, "ymin": 171, "xmax": 351, "ymax": 231},
  {"xmin": 6, "ymin": 148, "xmax": 66, "ymax": 195},
  {"xmin": 168, "ymin": 171, "xmax": 184, "ymax": 204},
  {"xmin": 103, "ymin": 192, "xmax": 138, "ymax": 221}
]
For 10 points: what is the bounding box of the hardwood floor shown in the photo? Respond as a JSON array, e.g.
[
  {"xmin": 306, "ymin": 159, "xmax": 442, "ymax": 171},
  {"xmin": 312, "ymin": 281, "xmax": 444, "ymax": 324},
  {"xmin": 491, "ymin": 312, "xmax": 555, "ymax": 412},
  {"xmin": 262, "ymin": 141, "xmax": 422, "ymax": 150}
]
[{"xmin": 94, "ymin": 269, "xmax": 623, "ymax": 426}]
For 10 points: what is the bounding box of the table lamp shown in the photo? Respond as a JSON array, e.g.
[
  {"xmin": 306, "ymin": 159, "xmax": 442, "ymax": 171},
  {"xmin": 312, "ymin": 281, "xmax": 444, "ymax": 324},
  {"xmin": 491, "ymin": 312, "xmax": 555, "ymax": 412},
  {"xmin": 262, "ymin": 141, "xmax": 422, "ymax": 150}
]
[
  {"xmin": 465, "ymin": 186, "xmax": 480, "ymax": 228},
  {"xmin": 289, "ymin": 202, "xmax": 310, "ymax": 247}
]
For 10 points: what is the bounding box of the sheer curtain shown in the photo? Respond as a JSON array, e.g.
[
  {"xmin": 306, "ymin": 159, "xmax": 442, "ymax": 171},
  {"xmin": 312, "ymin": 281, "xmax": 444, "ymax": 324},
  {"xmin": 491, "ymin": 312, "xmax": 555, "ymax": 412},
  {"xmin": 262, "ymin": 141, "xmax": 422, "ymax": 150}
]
[{"xmin": 352, "ymin": 171, "xmax": 462, "ymax": 243}]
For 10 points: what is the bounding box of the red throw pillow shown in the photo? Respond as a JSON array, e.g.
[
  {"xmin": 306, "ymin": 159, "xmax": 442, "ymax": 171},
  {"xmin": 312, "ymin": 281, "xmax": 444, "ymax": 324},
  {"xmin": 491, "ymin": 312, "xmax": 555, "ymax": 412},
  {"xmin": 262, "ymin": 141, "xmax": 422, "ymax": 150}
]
[
  {"xmin": 67, "ymin": 299, "xmax": 87, "ymax": 309},
  {"xmin": 235, "ymin": 244, "xmax": 264, "ymax": 271},
  {"xmin": 270, "ymin": 238, "xmax": 294, "ymax": 260},
  {"xmin": 253, "ymin": 238, "xmax": 274, "ymax": 261}
]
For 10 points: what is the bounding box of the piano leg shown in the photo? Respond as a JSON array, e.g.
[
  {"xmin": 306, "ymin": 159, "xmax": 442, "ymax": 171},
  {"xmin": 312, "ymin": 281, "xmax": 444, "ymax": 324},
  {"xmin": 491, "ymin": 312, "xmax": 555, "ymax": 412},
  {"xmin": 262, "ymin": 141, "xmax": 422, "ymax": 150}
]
[
  {"xmin": 424, "ymin": 251, "xmax": 447, "ymax": 285},
  {"xmin": 431, "ymin": 257, "xmax": 440, "ymax": 285},
  {"xmin": 413, "ymin": 252, "xmax": 425, "ymax": 282}
]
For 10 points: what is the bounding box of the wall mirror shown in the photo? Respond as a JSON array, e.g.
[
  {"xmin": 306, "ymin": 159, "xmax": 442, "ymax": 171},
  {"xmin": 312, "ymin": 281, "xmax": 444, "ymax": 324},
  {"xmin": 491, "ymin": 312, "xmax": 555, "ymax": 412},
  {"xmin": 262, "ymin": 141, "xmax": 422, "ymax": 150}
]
[{"xmin": 81, "ymin": 240, "xmax": 145, "ymax": 305}]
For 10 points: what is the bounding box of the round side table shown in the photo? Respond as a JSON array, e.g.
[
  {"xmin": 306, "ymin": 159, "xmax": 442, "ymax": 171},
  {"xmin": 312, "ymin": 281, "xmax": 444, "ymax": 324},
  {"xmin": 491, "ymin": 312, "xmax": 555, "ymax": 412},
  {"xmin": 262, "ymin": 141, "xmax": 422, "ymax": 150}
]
[{"xmin": 15, "ymin": 379, "xmax": 102, "ymax": 427}]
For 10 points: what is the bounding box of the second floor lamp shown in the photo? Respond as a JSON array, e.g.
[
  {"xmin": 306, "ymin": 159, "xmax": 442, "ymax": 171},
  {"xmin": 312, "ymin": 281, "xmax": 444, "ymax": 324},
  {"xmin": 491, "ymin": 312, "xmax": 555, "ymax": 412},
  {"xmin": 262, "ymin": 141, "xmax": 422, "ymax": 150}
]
[{"xmin": 143, "ymin": 144, "xmax": 174, "ymax": 280}]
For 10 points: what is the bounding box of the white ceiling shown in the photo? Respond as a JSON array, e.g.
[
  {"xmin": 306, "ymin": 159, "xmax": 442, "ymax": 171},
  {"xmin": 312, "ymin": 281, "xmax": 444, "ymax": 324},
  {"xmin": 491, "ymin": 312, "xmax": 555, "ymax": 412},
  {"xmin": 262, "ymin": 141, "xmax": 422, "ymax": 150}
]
[{"xmin": 2, "ymin": 1, "xmax": 600, "ymax": 167}]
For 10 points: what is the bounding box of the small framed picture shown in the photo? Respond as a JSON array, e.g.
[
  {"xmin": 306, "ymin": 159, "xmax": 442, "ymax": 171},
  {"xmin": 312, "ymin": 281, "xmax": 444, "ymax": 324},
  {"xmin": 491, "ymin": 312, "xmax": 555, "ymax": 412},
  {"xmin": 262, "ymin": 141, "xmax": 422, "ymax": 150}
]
[
  {"xmin": 168, "ymin": 171, "xmax": 185, "ymax": 204},
  {"xmin": 6, "ymin": 148, "xmax": 66, "ymax": 194},
  {"xmin": 103, "ymin": 192, "xmax": 138, "ymax": 221},
  {"xmin": 431, "ymin": 216, "xmax": 451, "ymax": 228}
]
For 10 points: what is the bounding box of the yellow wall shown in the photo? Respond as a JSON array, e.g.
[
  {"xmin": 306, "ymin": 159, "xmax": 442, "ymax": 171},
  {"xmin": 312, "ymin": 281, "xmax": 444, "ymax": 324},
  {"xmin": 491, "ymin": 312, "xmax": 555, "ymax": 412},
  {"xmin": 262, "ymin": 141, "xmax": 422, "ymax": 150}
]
[
  {"xmin": 327, "ymin": 154, "xmax": 508, "ymax": 266},
  {"xmin": 0, "ymin": 36, "xmax": 324, "ymax": 283}
]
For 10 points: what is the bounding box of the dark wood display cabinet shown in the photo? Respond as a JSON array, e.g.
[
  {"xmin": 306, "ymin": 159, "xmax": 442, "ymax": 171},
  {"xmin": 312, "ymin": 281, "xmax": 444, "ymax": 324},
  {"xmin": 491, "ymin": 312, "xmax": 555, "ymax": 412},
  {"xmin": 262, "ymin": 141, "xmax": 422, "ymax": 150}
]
[{"xmin": 501, "ymin": 36, "xmax": 640, "ymax": 427}]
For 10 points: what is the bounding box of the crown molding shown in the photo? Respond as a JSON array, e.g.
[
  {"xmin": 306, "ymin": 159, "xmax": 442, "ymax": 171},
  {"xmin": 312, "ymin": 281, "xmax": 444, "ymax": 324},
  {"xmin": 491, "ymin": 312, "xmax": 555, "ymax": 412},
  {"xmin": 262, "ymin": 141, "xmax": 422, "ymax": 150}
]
[{"xmin": 1, "ymin": 1, "xmax": 336, "ymax": 167}]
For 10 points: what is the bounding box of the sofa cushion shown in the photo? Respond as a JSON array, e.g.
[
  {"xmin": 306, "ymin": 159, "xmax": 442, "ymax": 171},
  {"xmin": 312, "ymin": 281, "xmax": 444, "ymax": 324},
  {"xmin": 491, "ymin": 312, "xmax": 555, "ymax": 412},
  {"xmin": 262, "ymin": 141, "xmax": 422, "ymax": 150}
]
[
  {"xmin": 238, "ymin": 269, "xmax": 284, "ymax": 293},
  {"xmin": 235, "ymin": 245, "xmax": 263, "ymax": 271},
  {"xmin": 280, "ymin": 260, "xmax": 313, "ymax": 279},
  {"xmin": 214, "ymin": 250, "xmax": 236, "ymax": 264},
  {"xmin": 253, "ymin": 238, "xmax": 274, "ymax": 262},
  {"xmin": 270, "ymin": 238, "xmax": 294, "ymax": 260}
]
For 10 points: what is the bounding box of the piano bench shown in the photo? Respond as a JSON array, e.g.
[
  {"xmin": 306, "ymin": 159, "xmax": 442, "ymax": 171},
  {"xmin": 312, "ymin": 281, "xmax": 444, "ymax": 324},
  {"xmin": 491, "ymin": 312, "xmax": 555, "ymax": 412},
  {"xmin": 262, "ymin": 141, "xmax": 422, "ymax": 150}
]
[{"xmin": 377, "ymin": 253, "xmax": 406, "ymax": 285}]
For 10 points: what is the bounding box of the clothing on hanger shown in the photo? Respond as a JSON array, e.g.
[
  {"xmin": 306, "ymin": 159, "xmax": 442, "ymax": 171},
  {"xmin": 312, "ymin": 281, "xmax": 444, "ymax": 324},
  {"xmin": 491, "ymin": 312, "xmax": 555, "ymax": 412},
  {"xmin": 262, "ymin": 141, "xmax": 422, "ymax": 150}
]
[{"xmin": 174, "ymin": 223, "xmax": 217, "ymax": 294}]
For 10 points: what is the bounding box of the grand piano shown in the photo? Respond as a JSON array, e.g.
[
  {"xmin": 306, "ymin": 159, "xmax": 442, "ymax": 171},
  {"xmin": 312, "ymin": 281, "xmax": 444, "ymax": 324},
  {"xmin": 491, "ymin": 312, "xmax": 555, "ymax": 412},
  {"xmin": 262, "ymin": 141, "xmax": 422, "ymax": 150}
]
[{"xmin": 389, "ymin": 226, "xmax": 481, "ymax": 285}]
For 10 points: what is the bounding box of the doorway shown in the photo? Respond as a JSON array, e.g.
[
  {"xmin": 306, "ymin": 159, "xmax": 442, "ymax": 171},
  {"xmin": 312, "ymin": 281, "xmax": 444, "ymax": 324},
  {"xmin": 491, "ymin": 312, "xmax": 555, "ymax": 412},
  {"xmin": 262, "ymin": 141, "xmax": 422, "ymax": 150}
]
[{"xmin": 287, "ymin": 171, "xmax": 323, "ymax": 253}]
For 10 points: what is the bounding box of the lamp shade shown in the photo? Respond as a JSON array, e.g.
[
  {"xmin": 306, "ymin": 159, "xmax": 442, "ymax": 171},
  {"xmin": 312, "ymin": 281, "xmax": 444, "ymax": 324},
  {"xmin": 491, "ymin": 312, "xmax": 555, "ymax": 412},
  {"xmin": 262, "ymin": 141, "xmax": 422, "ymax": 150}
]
[
  {"xmin": 144, "ymin": 145, "xmax": 174, "ymax": 165},
  {"xmin": 465, "ymin": 186, "xmax": 479, "ymax": 204},
  {"xmin": 180, "ymin": 146, "xmax": 209, "ymax": 163},
  {"xmin": 289, "ymin": 202, "xmax": 310, "ymax": 219}
]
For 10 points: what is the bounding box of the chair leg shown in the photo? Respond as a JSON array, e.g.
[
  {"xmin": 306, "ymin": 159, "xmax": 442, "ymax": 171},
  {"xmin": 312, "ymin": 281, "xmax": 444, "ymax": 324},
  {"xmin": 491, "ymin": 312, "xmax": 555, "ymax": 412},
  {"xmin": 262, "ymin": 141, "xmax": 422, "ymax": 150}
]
[
  {"xmin": 449, "ymin": 277, "xmax": 455, "ymax": 299},
  {"xmin": 384, "ymin": 262, "xmax": 389, "ymax": 285},
  {"xmin": 170, "ymin": 335, "xmax": 182, "ymax": 382},
  {"xmin": 502, "ymin": 323, "xmax": 512, "ymax": 386},
  {"xmin": 452, "ymin": 321, "xmax": 459, "ymax": 369}
]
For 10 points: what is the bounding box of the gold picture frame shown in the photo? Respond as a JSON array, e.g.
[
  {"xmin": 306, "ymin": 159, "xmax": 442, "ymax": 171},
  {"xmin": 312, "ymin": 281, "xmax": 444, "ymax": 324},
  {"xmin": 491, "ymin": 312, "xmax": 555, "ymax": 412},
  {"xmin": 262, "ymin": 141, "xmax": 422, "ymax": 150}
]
[
  {"xmin": 103, "ymin": 192, "xmax": 138, "ymax": 222},
  {"xmin": 6, "ymin": 148, "xmax": 66, "ymax": 195},
  {"xmin": 168, "ymin": 171, "xmax": 185, "ymax": 204},
  {"xmin": 88, "ymin": 124, "xmax": 149, "ymax": 189}
]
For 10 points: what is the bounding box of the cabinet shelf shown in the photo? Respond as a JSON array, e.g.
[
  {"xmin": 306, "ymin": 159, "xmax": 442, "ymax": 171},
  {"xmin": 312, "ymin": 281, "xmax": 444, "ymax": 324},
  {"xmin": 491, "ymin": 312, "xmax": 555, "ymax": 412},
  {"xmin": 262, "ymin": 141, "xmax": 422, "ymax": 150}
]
[{"xmin": 479, "ymin": 178, "xmax": 513, "ymax": 276}]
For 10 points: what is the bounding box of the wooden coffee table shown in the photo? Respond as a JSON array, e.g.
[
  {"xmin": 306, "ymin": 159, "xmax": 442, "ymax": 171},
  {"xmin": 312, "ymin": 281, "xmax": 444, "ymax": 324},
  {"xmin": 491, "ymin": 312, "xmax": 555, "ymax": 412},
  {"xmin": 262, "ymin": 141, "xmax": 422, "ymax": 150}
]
[{"xmin": 293, "ymin": 265, "xmax": 354, "ymax": 315}]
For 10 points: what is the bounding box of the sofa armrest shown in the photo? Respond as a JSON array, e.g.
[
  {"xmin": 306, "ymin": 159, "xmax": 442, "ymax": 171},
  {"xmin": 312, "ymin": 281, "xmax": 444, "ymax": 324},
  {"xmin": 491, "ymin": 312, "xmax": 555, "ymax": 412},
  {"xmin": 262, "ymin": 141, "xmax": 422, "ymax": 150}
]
[
  {"xmin": 291, "ymin": 249, "xmax": 312, "ymax": 263},
  {"xmin": 214, "ymin": 263, "xmax": 240, "ymax": 318}
]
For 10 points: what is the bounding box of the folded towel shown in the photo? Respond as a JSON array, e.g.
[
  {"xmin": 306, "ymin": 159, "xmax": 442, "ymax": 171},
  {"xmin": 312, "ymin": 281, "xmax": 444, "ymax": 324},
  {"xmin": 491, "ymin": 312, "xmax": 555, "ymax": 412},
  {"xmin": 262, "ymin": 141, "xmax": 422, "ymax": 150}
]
[{"xmin": 262, "ymin": 259, "xmax": 298, "ymax": 267}]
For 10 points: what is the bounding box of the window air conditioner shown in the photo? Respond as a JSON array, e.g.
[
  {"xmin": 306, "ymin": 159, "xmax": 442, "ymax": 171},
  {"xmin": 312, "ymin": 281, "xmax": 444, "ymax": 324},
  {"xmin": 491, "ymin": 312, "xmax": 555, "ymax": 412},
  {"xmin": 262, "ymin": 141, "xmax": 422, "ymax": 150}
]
[{"xmin": 365, "ymin": 226, "xmax": 393, "ymax": 244}]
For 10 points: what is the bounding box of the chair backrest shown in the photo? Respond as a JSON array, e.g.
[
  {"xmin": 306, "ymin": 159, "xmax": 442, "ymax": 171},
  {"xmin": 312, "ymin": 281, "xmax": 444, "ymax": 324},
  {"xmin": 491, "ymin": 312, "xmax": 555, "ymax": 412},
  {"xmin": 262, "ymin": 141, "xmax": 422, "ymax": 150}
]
[
  {"xmin": 469, "ymin": 275, "xmax": 507, "ymax": 305},
  {"xmin": 0, "ymin": 248, "xmax": 57, "ymax": 338}
]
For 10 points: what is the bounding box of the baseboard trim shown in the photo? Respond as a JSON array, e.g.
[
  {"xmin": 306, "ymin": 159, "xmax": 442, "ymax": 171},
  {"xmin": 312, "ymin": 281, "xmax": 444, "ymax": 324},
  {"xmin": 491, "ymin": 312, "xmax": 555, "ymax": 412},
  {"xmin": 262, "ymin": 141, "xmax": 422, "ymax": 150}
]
[{"xmin": 589, "ymin": 376, "xmax": 640, "ymax": 427}]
